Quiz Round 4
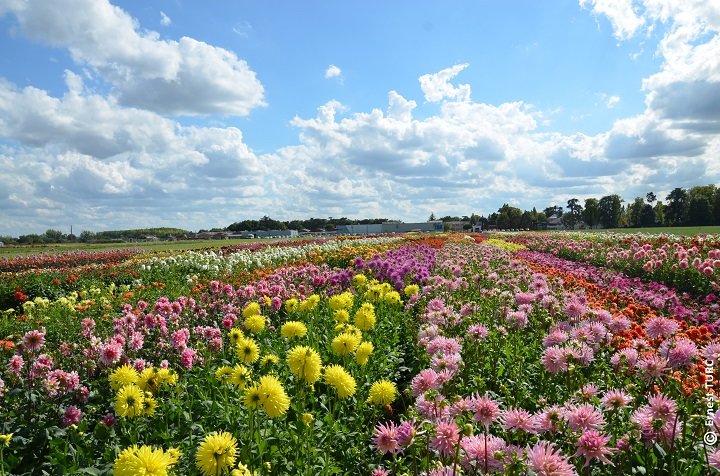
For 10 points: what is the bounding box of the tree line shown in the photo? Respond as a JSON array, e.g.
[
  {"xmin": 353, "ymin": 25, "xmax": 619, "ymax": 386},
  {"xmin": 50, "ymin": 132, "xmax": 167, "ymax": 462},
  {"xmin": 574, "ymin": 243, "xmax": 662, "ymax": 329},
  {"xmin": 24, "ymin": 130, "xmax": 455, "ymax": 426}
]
[
  {"xmin": 224, "ymin": 216, "xmax": 391, "ymax": 233},
  {"xmin": 2, "ymin": 184, "xmax": 717, "ymax": 244},
  {"xmin": 0, "ymin": 228, "xmax": 190, "ymax": 245},
  {"xmin": 485, "ymin": 184, "xmax": 720, "ymax": 230}
]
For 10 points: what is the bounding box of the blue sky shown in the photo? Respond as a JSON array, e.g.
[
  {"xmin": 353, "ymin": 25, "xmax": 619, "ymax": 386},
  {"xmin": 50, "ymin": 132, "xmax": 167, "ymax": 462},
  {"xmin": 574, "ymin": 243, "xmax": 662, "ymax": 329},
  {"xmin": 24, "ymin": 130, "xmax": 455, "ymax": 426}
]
[{"xmin": 0, "ymin": 0, "xmax": 718, "ymax": 235}]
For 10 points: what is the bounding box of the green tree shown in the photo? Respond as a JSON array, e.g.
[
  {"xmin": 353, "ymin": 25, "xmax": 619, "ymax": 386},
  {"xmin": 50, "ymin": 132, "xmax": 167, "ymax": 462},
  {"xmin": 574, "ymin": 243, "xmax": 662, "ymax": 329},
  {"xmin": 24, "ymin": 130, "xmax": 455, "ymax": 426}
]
[
  {"xmin": 598, "ymin": 194, "xmax": 623, "ymax": 229},
  {"xmin": 582, "ymin": 198, "xmax": 600, "ymax": 228},
  {"xmin": 640, "ymin": 204, "xmax": 656, "ymax": 227},
  {"xmin": 43, "ymin": 229, "xmax": 65, "ymax": 243},
  {"xmin": 564, "ymin": 198, "xmax": 583, "ymax": 228},
  {"xmin": 665, "ymin": 187, "xmax": 687, "ymax": 226},
  {"xmin": 687, "ymin": 195, "xmax": 713, "ymax": 225},
  {"xmin": 654, "ymin": 201, "xmax": 665, "ymax": 225},
  {"xmin": 628, "ymin": 197, "xmax": 645, "ymax": 228},
  {"xmin": 686, "ymin": 185, "xmax": 717, "ymax": 226},
  {"xmin": 543, "ymin": 206, "xmax": 563, "ymax": 218}
]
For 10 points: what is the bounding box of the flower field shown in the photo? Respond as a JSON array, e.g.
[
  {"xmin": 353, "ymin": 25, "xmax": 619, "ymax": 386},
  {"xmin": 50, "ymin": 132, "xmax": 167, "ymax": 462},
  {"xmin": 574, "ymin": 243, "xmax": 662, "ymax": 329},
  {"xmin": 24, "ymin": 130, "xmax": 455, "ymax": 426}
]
[{"xmin": 0, "ymin": 232, "xmax": 718, "ymax": 475}]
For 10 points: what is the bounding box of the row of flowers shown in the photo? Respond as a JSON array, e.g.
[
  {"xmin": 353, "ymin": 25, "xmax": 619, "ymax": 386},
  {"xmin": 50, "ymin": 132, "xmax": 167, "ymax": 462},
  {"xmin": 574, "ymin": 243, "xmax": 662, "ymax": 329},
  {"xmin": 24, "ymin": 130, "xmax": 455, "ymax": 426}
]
[
  {"xmin": 367, "ymin": 240, "xmax": 717, "ymax": 475},
  {"xmin": 0, "ymin": 248, "xmax": 143, "ymax": 273},
  {"xmin": 1, "ymin": 232, "xmax": 718, "ymax": 474},
  {"xmin": 0, "ymin": 240, "xmax": 440, "ymax": 474},
  {"xmin": 505, "ymin": 231, "xmax": 720, "ymax": 297}
]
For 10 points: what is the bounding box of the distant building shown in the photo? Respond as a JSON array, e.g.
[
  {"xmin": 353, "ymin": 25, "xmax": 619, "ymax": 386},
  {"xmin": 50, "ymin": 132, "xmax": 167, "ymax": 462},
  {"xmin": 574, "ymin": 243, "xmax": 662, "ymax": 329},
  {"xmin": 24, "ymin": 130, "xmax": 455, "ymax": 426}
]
[
  {"xmin": 443, "ymin": 221, "xmax": 470, "ymax": 232},
  {"xmin": 546, "ymin": 215, "xmax": 564, "ymax": 230},
  {"xmin": 227, "ymin": 232, "xmax": 256, "ymax": 239},
  {"xmin": 336, "ymin": 224, "xmax": 383, "ymax": 235},
  {"xmin": 253, "ymin": 229, "xmax": 299, "ymax": 238},
  {"xmin": 337, "ymin": 221, "xmax": 443, "ymax": 235},
  {"xmin": 195, "ymin": 231, "xmax": 230, "ymax": 240}
]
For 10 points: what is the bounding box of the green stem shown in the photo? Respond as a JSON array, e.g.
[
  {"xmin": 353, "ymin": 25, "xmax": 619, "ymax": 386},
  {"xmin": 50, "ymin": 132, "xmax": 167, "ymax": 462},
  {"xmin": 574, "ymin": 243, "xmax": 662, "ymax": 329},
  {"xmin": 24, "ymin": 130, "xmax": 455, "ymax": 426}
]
[{"xmin": 248, "ymin": 409, "xmax": 256, "ymax": 472}]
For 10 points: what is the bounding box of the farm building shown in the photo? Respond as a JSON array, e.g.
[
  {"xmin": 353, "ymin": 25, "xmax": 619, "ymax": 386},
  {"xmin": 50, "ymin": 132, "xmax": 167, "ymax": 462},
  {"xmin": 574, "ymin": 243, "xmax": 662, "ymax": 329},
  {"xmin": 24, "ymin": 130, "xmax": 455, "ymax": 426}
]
[
  {"xmin": 253, "ymin": 229, "xmax": 299, "ymax": 238},
  {"xmin": 336, "ymin": 221, "xmax": 443, "ymax": 235}
]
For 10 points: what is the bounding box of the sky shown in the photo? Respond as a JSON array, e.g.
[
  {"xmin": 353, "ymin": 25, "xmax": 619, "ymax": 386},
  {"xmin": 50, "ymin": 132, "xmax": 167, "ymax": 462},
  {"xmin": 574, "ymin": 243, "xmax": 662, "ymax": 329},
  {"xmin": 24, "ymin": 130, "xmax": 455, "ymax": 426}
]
[{"xmin": 0, "ymin": 0, "xmax": 718, "ymax": 236}]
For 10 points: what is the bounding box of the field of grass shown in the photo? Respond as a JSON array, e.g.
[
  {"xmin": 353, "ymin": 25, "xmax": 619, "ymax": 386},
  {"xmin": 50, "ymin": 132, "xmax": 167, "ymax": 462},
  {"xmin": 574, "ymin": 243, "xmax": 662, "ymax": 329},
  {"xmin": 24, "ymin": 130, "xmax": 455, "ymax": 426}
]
[
  {"xmin": 0, "ymin": 238, "xmax": 272, "ymax": 259},
  {"xmin": 585, "ymin": 225, "xmax": 720, "ymax": 236}
]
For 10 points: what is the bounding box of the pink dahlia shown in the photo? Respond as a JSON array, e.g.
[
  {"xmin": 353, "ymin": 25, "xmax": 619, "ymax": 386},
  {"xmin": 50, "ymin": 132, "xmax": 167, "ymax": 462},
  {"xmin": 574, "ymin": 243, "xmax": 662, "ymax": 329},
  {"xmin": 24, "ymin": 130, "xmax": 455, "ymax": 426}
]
[
  {"xmin": 565, "ymin": 404, "xmax": 604, "ymax": 432},
  {"xmin": 574, "ymin": 430, "xmax": 615, "ymax": 467},
  {"xmin": 644, "ymin": 317, "xmax": 679, "ymax": 339},
  {"xmin": 526, "ymin": 441, "xmax": 578, "ymax": 476},
  {"xmin": 23, "ymin": 328, "xmax": 46, "ymax": 352},
  {"xmin": 601, "ymin": 389, "xmax": 633, "ymax": 411},
  {"xmin": 534, "ymin": 405, "xmax": 566, "ymax": 434},
  {"xmin": 502, "ymin": 408, "xmax": 538, "ymax": 434},
  {"xmin": 460, "ymin": 434, "xmax": 507, "ymax": 473},
  {"xmin": 469, "ymin": 394, "xmax": 501, "ymax": 429},
  {"xmin": 430, "ymin": 420, "xmax": 460, "ymax": 457},
  {"xmin": 542, "ymin": 346, "xmax": 569, "ymax": 374},
  {"xmin": 373, "ymin": 421, "xmax": 401, "ymax": 454},
  {"xmin": 636, "ymin": 354, "xmax": 668, "ymax": 381}
]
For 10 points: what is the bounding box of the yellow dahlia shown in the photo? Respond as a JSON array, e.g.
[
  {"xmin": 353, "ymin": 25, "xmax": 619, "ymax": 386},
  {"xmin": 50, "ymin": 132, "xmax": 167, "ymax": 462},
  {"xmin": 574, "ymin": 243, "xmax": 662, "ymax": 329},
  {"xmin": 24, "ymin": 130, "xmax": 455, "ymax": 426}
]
[
  {"xmin": 228, "ymin": 328, "xmax": 244, "ymax": 346},
  {"xmin": 331, "ymin": 332, "xmax": 361, "ymax": 356},
  {"xmin": 236, "ymin": 337, "xmax": 260, "ymax": 364},
  {"xmin": 367, "ymin": 379, "xmax": 397, "ymax": 406},
  {"xmin": 354, "ymin": 302, "xmax": 376, "ymax": 331},
  {"xmin": 298, "ymin": 294, "xmax": 320, "ymax": 312},
  {"xmin": 242, "ymin": 302, "xmax": 261, "ymax": 319},
  {"xmin": 113, "ymin": 444, "xmax": 180, "ymax": 476},
  {"xmin": 138, "ymin": 367, "xmax": 158, "ymax": 393},
  {"xmin": 352, "ymin": 274, "xmax": 367, "ymax": 289},
  {"xmin": 287, "ymin": 346, "xmax": 322, "ymax": 385},
  {"xmin": 230, "ymin": 365, "xmax": 251, "ymax": 389},
  {"xmin": 328, "ymin": 292, "xmax": 354, "ymax": 311},
  {"xmin": 243, "ymin": 384, "xmax": 262, "ymax": 410},
  {"xmin": 258, "ymin": 374, "xmax": 290, "ymax": 418},
  {"xmin": 323, "ymin": 364, "xmax": 356, "ymax": 399},
  {"xmin": 195, "ymin": 431, "xmax": 237, "ymax": 476},
  {"xmin": 109, "ymin": 364, "xmax": 139, "ymax": 391},
  {"xmin": 156, "ymin": 367, "xmax": 178, "ymax": 387},
  {"xmin": 333, "ymin": 309, "xmax": 350, "ymax": 323},
  {"xmin": 244, "ymin": 314, "xmax": 265, "ymax": 333},
  {"xmin": 404, "ymin": 284, "xmax": 420, "ymax": 297},
  {"xmin": 284, "ymin": 298, "xmax": 299, "ymax": 313},
  {"xmin": 115, "ymin": 384, "xmax": 145, "ymax": 418},
  {"xmin": 383, "ymin": 290, "xmax": 402, "ymax": 306},
  {"xmin": 355, "ymin": 341, "xmax": 374, "ymax": 366},
  {"xmin": 215, "ymin": 366, "xmax": 234, "ymax": 384},
  {"xmin": 280, "ymin": 321, "xmax": 307, "ymax": 339}
]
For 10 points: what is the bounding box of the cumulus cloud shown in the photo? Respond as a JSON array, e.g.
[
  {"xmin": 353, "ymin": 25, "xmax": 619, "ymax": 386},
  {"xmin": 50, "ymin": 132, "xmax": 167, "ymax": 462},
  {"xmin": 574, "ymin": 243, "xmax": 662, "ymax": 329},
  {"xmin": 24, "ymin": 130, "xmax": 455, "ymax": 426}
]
[
  {"xmin": 1, "ymin": 1, "xmax": 719, "ymax": 234},
  {"xmin": 580, "ymin": 0, "xmax": 644, "ymax": 40},
  {"xmin": 325, "ymin": 65, "xmax": 342, "ymax": 79},
  {"xmin": 160, "ymin": 11, "xmax": 171, "ymax": 26},
  {"xmin": 418, "ymin": 64, "xmax": 471, "ymax": 102},
  {"xmin": 0, "ymin": 0, "xmax": 265, "ymax": 115}
]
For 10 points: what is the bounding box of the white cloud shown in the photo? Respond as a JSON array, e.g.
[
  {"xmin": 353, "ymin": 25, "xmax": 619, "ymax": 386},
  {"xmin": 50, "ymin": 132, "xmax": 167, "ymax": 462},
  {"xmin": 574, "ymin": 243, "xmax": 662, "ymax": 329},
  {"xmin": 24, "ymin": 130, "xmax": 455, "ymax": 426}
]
[
  {"xmin": 580, "ymin": 0, "xmax": 645, "ymax": 40},
  {"xmin": 325, "ymin": 65, "xmax": 342, "ymax": 79},
  {"xmin": 1, "ymin": 0, "xmax": 265, "ymax": 116},
  {"xmin": 418, "ymin": 64, "xmax": 471, "ymax": 103},
  {"xmin": 160, "ymin": 11, "xmax": 171, "ymax": 26},
  {"xmin": 1, "ymin": 3, "xmax": 719, "ymax": 234}
]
